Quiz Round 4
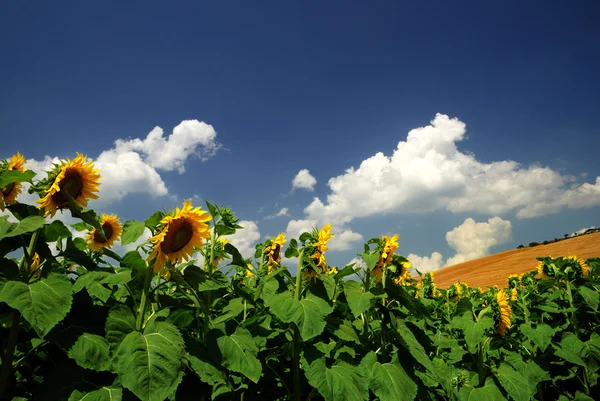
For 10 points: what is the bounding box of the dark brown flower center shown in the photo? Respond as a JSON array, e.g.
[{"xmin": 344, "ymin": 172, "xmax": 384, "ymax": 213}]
[
  {"xmin": 51, "ymin": 169, "xmax": 84, "ymax": 208},
  {"xmin": 2, "ymin": 183, "xmax": 14, "ymax": 196},
  {"xmin": 93, "ymin": 221, "xmax": 114, "ymax": 243},
  {"xmin": 271, "ymin": 244, "xmax": 280, "ymax": 261},
  {"xmin": 161, "ymin": 220, "xmax": 194, "ymax": 254}
]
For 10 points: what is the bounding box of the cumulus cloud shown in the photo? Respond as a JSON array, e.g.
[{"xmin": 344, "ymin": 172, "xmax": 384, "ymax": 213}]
[
  {"xmin": 407, "ymin": 252, "xmax": 444, "ymax": 274},
  {"xmin": 284, "ymin": 218, "xmax": 362, "ymax": 252},
  {"xmin": 7, "ymin": 119, "xmax": 220, "ymax": 207},
  {"xmin": 329, "ymin": 229, "xmax": 363, "ymax": 251},
  {"xmin": 226, "ymin": 220, "xmax": 261, "ymax": 259},
  {"xmin": 285, "ymin": 219, "xmax": 317, "ymax": 240},
  {"xmin": 303, "ymin": 113, "xmax": 600, "ymax": 225},
  {"xmin": 292, "ymin": 169, "xmax": 317, "ymax": 191},
  {"xmin": 408, "ymin": 216, "xmax": 512, "ymax": 273},
  {"xmin": 264, "ymin": 207, "xmax": 290, "ymax": 220}
]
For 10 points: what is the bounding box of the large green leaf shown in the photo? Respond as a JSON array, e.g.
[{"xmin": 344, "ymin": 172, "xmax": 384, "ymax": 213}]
[
  {"xmin": 343, "ymin": 280, "xmax": 375, "ymax": 318},
  {"xmin": 212, "ymin": 327, "xmax": 262, "ymax": 383},
  {"xmin": 578, "ymin": 286, "xmax": 599, "ymax": 311},
  {"xmin": 458, "ymin": 377, "xmax": 507, "ymax": 401},
  {"xmin": 0, "ymin": 169, "xmax": 35, "ymax": 189},
  {"xmin": 304, "ymin": 358, "xmax": 368, "ymax": 401},
  {"xmin": 520, "ymin": 323, "xmax": 554, "ymax": 352},
  {"xmin": 266, "ymin": 289, "xmax": 333, "ymax": 341},
  {"xmin": 186, "ymin": 340, "xmax": 233, "ymax": 400},
  {"xmin": 73, "ymin": 271, "xmax": 132, "ymax": 303},
  {"xmin": 395, "ymin": 319, "xmax": 433, "ymax": 372},
  {"xmin": 44, "ymin": 220, "xmax": 73, "ymax": 242},
  {"xmin": 68, "ymin": 386, "xmax": 122, "ymax": 401},
  {"xmin": 451, "ymin": 313, "xmax": 492, "ymax": 353},
  {"xmin": 367, "ymin": 357, "xmax": 417, "ymax": 401},
  {"xmin": 120, "ymin": 220, "xmax": 146, "ymax": 246},
  {"xmin": 105, "ymin": 306, "xmax": 137, "ymax": 349},
  {"xmin": 0, "ymin": 273, "xmax": 72, "ymax": 337},
  {"xmin": 68, "ymin": 333, "xmax": 112, "ymax": 372},
  {"xmin": 115, "ymin": 321, "xmax": 185, "ymax": 401},
  {"xmin": 554, "ymin": 333, "xmax": 587, "ymax": 367},
  {"xmin": 0, "ymin": 215, "xmax": 45, "ymax": 240},
  {"xmin": 183, "ymin": 265, "xmax": 230, "ymax": 292},
  {"xmin": 495, "ymin": 363, "xmax": 534, "ymax": 401},
  {"xmin": 359, "ymin": 251, "xmax": 380, "ymax": 270}
]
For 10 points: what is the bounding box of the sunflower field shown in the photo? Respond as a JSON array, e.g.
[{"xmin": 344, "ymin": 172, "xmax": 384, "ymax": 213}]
[{"xmin": 1, "ymin": 153, "xmax": 599, "ymax": 401}]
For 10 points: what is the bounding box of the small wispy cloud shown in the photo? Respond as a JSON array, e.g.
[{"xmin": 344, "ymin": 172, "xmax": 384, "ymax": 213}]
[{"xmin": 264, "ymin": 207, "xmax": 290, "ymax": 220}]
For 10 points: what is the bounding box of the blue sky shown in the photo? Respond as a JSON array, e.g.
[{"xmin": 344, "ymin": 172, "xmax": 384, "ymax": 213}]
[{"xmin": 2, "ymin": 1, "xmax": 599, "ymax": 273}]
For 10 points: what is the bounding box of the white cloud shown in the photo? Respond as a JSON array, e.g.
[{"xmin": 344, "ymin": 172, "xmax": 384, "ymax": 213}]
[
  {"xmin": 408, "ymin": 252, "xmax": 444, "ymax": 274},
  {"xmin": 329, "ymin": 229, "xmax": 363, "ymax": 251},
  {"xmin": 303, "ymin": 113, "xmax": 600, "ymax": 225},
  {"xmin": 285, "ymin": 219, "xmax": 317, "ymax": 240},
  {"xmin": 292, "ymin": 169, "xmax": 317, "ymax": 191},
  {"xmin": 115, "ymin": 120, "xmax": 220, "ymax": 173},
  {"xmin": 445, "ymin": 217, "xmax": 512, "ymax": 266},
  {"xmin": 226, "ymin": 220, "xmax": 261, "ymax": 259},
  {"xmin": 407, "ymin": 216, "xmax": 512, "ymax": 273},
  {"xmin": 264, "ymin": 207, "xmax": 290, "ymax": 220}
]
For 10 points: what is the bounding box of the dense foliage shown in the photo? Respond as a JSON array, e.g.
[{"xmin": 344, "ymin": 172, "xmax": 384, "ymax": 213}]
[{"xmin": 1, "ymin": 153, "xmax": 599, "ymax": 401}]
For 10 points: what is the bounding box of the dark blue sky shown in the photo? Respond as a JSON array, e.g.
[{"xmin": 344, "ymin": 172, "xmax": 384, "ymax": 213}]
[{"xmin": 2, "ymin": 1, "xmax": 599, "ymax": 269}]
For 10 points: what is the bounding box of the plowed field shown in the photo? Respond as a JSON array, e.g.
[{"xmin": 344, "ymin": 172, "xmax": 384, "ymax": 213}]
[{"xmin": 434, "ymin": 232, "xmax": 600, "ymax": 289}]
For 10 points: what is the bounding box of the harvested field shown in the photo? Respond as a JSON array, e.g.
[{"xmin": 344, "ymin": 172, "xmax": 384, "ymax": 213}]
[{"xmin": 433, "ymin": 232, "xmax": 600, "ymax": 289}]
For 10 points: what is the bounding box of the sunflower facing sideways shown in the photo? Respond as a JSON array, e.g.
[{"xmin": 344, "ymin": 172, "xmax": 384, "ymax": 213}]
[
  {"xmin": 148, "ymin": 200, "xmax": 212, "ymax": 274},
  {"xmin": 86, "ymin": 214, "xmax": 123, "ymax": 251},
  {"xmin": 0, "ymin": 153, "xmax": 27, "ymax": 211},
  {"xmin": 265, "ymin": 233, "xmax": 286, "ymax": 273},
  {"xmin": 372, "ymin": 234, "xmax": 399, "ymax": 283},
  {"xmin": 37, "ymin": 153, "xmax": 101, "ymax": 217},
  {"xmin": 493, "ymin": 289, "xmax": 512, "ymax": 336}
]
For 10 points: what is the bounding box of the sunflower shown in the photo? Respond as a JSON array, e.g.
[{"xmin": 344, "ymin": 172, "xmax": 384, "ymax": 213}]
[
  {"xmin": 373, "ymin": 234, "xmax": 399, "ymax": 282},
  {"xmin": 265, "ymin": 233, "xmax": 286, "ymax": 273},
  {"xmin": 495, "ymin": 289, "xmax": 512, "ymax": 336},
  {"xmin": 510, "ymin": 288, "xmax": 518, "ymax": 301},
  {"xmin": 246, "ymin": 263, "xmax": 254, "ymax": 278},
  {"xmin": 507, "ymin": 274, "xmax": 519, "ymax": 289},
  {"xmin": 30, "ymin": 252, "xmax": 42, "ymax": 276},
  {"xmin": 393, "ymin": 260, "xmax": 412, "ymax": 285},
  {"xmin": 0, "ymin": 153, "xmax": 27, "ymax": 211},
  {"xmin": 314, "ymin": 224, "xmax": 334, "ymax": 253},
  {"xmin": 86, "ymin": 214, "xmax": 123, "ymax": 251},
  {"xmin": 212, "ymin": 237, "xmax": 230, "ymax": 267},
  {"xmin": 148, "ymin": 200, "xmax": 212, "ymax": 273},
  {"xmin": 37, "ymin": 153, "xmax": 101, "ymax": 217},
  {"xmin": 306, "ymin": 225, "xmax": 334, "ymax": 279},
  {"xmin": 565, "ymin": 255, "xmax": 590, "ymax": 277},
  {"xmin": 536, "ymin": 261, "xmax": 549, "ymax": 279}
]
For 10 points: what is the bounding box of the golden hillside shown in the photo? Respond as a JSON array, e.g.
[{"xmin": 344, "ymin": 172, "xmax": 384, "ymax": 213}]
[{"xmin": 433, "ymin": 232, "xmax": 600, "ymax": 289}]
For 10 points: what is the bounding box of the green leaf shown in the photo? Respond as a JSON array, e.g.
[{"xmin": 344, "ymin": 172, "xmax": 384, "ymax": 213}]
[
  {"xmin": 578, "ymin": 286, "xmax": 599, "ymax": 311},
  {"xmin": 115, "ymin": 321, "xmax": 185, "ymax": 401},
  {"xmin": 266, "ymin": 289, "xmax": 333, "ymax": 341},
  {"xmin": 521, "ymin": 361, "xmax": 550, "ymax": 387},
  {"xmin": 451, "ymin": 313, "xmax": 492, "ymax": 353},
  {"xmin": 0, "ymin": 215, "xmax": 45, "ymax": 240},
  {"xmin": 343, "ymin": 280, "xmax": 374, "ymax": 318},
  {"xmin": 144, "ymin": 211, "xmax": 165, "ymax": 231},
  {"xmin": 212, "ymin": 327, "xmax": 262, "ymax": 383},
  {"xmin": 458, "ymin": 377, "xmax": 507, "ymax": 401},
  {"xmin": 495, "ymin": 363, "xmax": 534, "ymax": 401},
  {"xmin": 105, "ymin": 306, "xmax": 137, "ymax": 349},
  {"xmin": 554, "ymin": 333, "xmax": 587, "ymax": 367},
  {"xmin": 369, "ymin": 358, "xmax": 417, "ymax": 401},
  {"xmin": 395, "ymin": 319, "xmax": 433, "ymax": 372},
  {"xmin": 304, "ymin": 358, "xmax": 368, "ymax": 401},
  {"xmin": 0, "ymin": 169, "xmax": 35, "ymax": 189},
  {"xmin": 184, "ymin": 266, "xmax": 230, "ymax": 292},
  {"xmin": 0, "ymin": 273, "xmax": 72, "ymax": 337},
  {"xmin": 68, "ymin": 387, "xmax": 122, "ymax": 401},
  {"xmin": 186, "ymin": 352, "xmax": 232, "ymax": 399},
  {"xmin": 68, "ymin": 333, "xmax": 112, "ymax": 372},
  {"xmin": 359, "ymin": 251, "xmax": 380, "ymax": 270},
  {"xmin": 44, "ymin": 220, "xmax": 73, "ymax": 242},
  {"xmin": 333, "ymin": 320, "xmax": 361, "ymax": 344},
  {"xmin": 73, "ymin": 272, "xmax": 113, "ymax": 303},
  {"xmin": 520, "ymin": 323, "xmax": 554, "ymax": 352},
  {"xmin": 62, "ymin": 237, "xmax": 97, "ymax": 269},
  {"xmin": 573, "ymin": 392, "xmax": 595, "ymax": 401},
  {"xmin": 70, "ymin": 222, "xmax": 91, "ymax": 232},
  {"xmin": 121, "ymin": 220, "xmax": 146, "ymax": 246}
]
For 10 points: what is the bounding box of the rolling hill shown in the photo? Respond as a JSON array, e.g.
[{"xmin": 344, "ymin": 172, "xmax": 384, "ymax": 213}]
[{"xmin": 433, "ymin": 232, "xmax": 600, "ymax": 289}]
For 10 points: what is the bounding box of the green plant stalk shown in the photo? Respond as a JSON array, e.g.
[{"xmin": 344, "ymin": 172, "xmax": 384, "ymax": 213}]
[
  {"xmin": 565, "ymin": 281, "xmax": 590, "ymax": 394},
  {"xmin": 0, "ymin": 229, "xmax": 41, "ymax": 398},
  {"xmin": 363, "ymin": 269, "xmax": 371, "ymax": 337},
  {"xmin": 136, "ymin": 261, "xmax": 155, "ymax": 331},
  {"xmin": 293, "ymin": 250, "xmax": 304, "ymax": 401}
]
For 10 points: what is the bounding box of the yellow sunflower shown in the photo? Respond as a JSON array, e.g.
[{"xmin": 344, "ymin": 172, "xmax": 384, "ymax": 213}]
[
  {"xmin": 246, "ymin": 263, "xmax": 254, "ymax": 278},
  {"xmin": 30, "ymin": 252, "xmax": 42, "ymax": 276},
  {"xmin": 510, "ymin": 288, "xmax": 518, "ymax": 301},
  {"xmin": 565, "ymin": 255, "xmax": 590, "ymax": 277},
  {"xmin": 393, "ymin": 261, "xmax": 412, "ymax": 285},
  {"xmin": 314, "ymin": 224, "xmax": 334, "ymax": 253},
  {"xmin": 495, "ymin": 289, "xmax": 512, "ymax": 336},
  {"xmin": 0, "ymin": 153, "xmax": 27, "ymax": 211},
  {"xmin": 373, "ymin": 234, "xmax": 399, "ymax": 282},
  {"xmin": 212, "ymin": 237, "xmax": 230, "ymax": 266},
  {"xmin": 37, "ymin": 153, "xmax": 101, "ymax": 217},
  {"xmin": 536, "ymin": 261, "xmax": 548, "ymax": 279},
  {"xmin": 306, "ymin": 224, "xmax": 334, "ymax": 279},
  {"xmin": 265, "ymin": 233, "xmax": 286, "ymax": 273},
  {"xmin": 148, "ymin": 200, "xmax": 212, "ymax": 273},
  {"xmin": 86, "ymin": 214, "xmax": 123, "ymax": 251}
]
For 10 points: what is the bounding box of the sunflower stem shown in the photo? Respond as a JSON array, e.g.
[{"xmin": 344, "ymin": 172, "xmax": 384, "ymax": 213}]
[
  {"xmin": 293, "ymin": 249, "xmax": 304, "ymax": 401},
  {"xmin": 0, "ymin": 229, "xmax": 40, "ymax": 398},
  {"xmin": 136, "ymin": 262, "xmax": 155, "ymax": 332}
]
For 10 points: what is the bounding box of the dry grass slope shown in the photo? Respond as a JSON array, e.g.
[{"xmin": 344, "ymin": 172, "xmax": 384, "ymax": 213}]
[{"xmin": 434, "ymin": 232, "xmax": 600, "ymax": 289}]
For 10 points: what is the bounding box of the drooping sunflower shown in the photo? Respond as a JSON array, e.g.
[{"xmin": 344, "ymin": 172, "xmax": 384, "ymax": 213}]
[
  {"xmin": 265, "ymin": 233, "xmax": 286, "ymax": 273},
  {"xmin": 0, "ymin": 153, "xmax": 27, "ymax": 211},
  {"xmin": 565, "ymin": 255, "xmax": 590, "ymax": 277},
  {"xmin": 37, "ymin": 153, "xmax": 101, "ymax": 217},
  {"xmin": 212, "ymin": 237, "xmax": 230, "ymax": 267},
  {"xmin": 306, "ymin": 224, "xmax": 335, "ymax": 279},
  {"xmin": 86, "ymin": 214, "xmax": 123, "ymax": 251},
  {"xmin": 372, "ymin": 234, "xmax": 399, "ymax": 282},
  {"xmin": 510, "ymin": 288, "xmax": 518, "ymax": 301},
  {"xmin": 494, "ymin": 289, "xmax": 512, "ymax": 336},
  {"xmin": 148, "ymin": 200, "xmax": 212, "ymax": 273},
  {"xmin": 392, "ymin": 258, "xmax": 412, "ymax": 285},
  {"xmin": 30, "ymin": 252, "xmax": 42, "ymax": 276},
  {"xmin": 507, "ymin": 274, "xmax": 519, "ymax": 289}
]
